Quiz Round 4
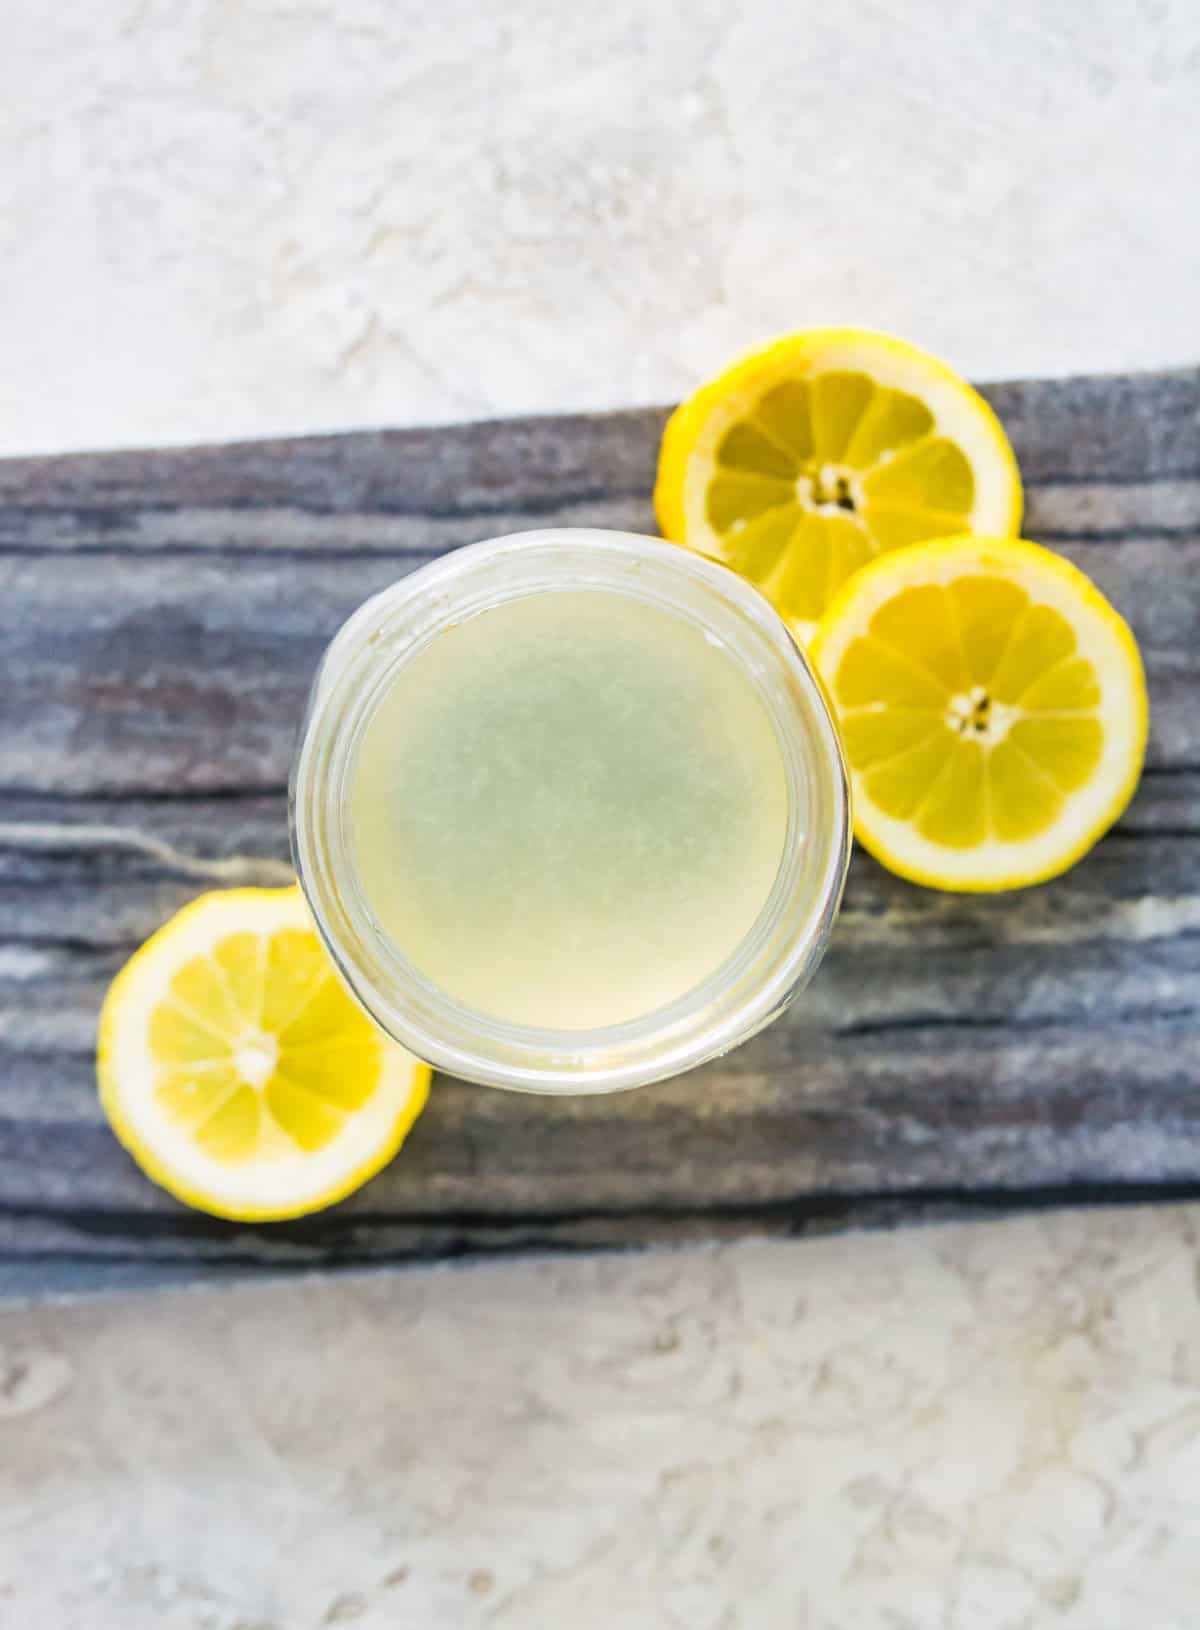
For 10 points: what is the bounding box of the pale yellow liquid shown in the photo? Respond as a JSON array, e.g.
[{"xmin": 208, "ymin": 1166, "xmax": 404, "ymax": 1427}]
[{"xmin": 349, "ymin": 591, "xmax": 789, "ymax": 1029}]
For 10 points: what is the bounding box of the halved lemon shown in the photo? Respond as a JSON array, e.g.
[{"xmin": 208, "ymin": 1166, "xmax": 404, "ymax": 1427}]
[
  {"xmin": 98, "ymin": 887, "xmax": 430, "ymax": 1220},
  {"xmin": 810, "ymin": 536, "xmax": 1148, "ymax": 891},
  {"xmin": 655, "ymin": 328, "xmax": 1022, "ymax": 638}
]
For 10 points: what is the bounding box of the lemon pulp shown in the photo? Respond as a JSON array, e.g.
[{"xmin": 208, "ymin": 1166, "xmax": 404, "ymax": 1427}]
[{"xmin": 148, "ymin": 921, "xmax": 383, "ymax": 1160}]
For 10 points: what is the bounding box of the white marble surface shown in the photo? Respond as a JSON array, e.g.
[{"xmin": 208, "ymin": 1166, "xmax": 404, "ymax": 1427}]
[
  {"xmin": 4, "ymin": 0, "xmax": 1200, "ymax": 455},
  {"xmin": 3, "ymin": 1, "xmax": 1200, "ymax": 1626},
  {"xmin": 3, "ymin": 1211, "xmax": 1200, "ymax": 1629}
]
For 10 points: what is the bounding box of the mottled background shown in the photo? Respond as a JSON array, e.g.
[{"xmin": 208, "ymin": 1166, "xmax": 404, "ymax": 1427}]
[{"xmin": 4, "ymin": 0, "xmax": 1198, "ymax": 454}]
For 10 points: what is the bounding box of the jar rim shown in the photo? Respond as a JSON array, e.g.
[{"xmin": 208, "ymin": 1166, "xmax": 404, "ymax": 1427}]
[{"xmin": 291, "ymin": 529, "xmax": 850, "ymax": 1093}]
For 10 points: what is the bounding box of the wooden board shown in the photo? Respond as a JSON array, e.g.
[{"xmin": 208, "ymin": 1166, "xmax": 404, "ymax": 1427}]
[{"xmin": 1, "ymin": 367, "xmax": 1198, "ymax": 1297}]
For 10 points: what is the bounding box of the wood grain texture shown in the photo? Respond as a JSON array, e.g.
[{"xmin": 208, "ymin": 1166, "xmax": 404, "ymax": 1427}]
[{"xmin": 1, "ymin": 367, "xmax": 1198, "ymax": 1297}]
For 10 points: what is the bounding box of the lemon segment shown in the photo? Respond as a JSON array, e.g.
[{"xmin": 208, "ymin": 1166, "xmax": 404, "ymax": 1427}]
[
  {"xmin": 655, "ymin": 329, "xmax": 1023, "ymax": 639},
  {"xmin": 810, "ymin": 536, "xmax": 1148, "ymax": 891},
  {"xmin": 98, "ymin": 886, "xmax": 430, "ymax": 1220}
]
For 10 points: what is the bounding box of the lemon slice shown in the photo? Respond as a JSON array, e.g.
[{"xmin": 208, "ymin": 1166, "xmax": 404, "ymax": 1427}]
[
  {"xmin": 98, "ymin": 886, "xmax": 430, "ymax": 1220},
  {"xmin": 655, "ymin": 328, "xmax": 1022, "ymax": 638},
  {"xmin": 810, "ymin": 536, "xmax": 1148, "ymax": 891}
]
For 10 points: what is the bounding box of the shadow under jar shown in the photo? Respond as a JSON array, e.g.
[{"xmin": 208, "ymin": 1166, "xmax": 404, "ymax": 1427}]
[{"xmin": 291, "ymin": 529, "xmax": 850, "ymax": 1094}]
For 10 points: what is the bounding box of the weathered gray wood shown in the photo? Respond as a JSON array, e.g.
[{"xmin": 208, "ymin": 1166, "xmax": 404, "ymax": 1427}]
[{"xmin": 1, "ymin": 367, "xmax": 1198, "ymax": 1296}]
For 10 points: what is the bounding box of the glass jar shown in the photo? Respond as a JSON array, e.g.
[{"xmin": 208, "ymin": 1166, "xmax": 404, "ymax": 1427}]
[{"xmin": 291, "ymin": 528, "xmax": 850, "ymax": 1094}]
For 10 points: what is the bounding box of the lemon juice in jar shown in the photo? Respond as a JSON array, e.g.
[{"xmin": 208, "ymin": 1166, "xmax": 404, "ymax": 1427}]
[
  {"xmin": 351, "ymin": 588, "xmax": 789, "ymax": 1031},
  {"xmin": 292, "ymin": 530, "xmax": 849, "ymax": 1094}
]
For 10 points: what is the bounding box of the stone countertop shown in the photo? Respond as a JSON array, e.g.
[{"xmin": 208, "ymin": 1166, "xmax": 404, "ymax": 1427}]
[
  {"xmin": 5, "ymin": 0, "xmax": 1200, "ymax": 456},
  {"xmin": 4, "ymin": 1210, "xmax": 1200, "ymax": 1629},
  {"xmin": 2, "ymin": 1, "xmax": 1200, "ymax": 1626}
]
